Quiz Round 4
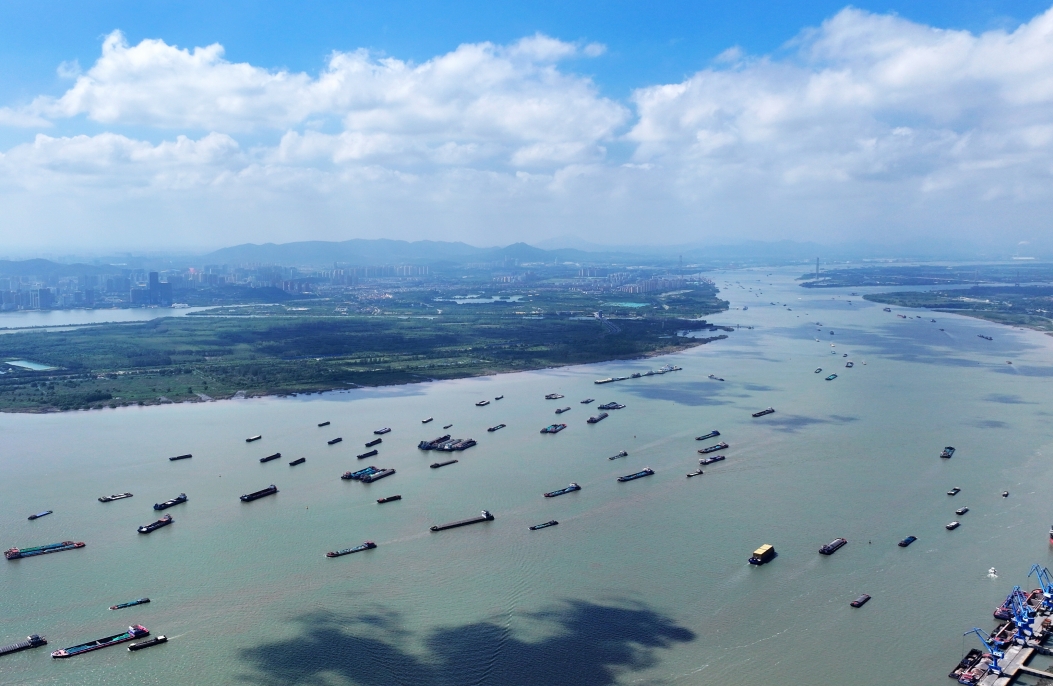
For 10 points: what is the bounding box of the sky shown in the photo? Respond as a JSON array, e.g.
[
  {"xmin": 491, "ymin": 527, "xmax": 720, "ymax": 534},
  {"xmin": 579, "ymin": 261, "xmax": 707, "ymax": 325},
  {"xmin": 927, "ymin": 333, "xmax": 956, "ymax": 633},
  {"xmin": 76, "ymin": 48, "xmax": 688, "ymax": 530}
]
[{"xmin": 1, "ymin": 0, "xmax": 1053, "ymax": 253}]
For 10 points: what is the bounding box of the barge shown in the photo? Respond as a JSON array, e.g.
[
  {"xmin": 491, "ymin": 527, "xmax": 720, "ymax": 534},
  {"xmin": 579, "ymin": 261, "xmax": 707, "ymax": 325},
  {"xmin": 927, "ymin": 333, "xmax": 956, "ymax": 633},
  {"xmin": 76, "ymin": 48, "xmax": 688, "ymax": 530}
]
[
  {"xmin": 357, "ymin": 449, "xmax": 379, "ymax": 459},
  {"xmin": 695, "ymin": 431, "xmax": 720, "ymax": 441},
  {"xmin": 587, "ymin": 412, "xmax": 608, "ymax": 424},
  {"xmin": 110, "ymin": 598, "xmax": 150, "ymax": 611},
  {"xmin": 5, "ymin": 541, "xmax": 85, "ymax": 560},
  {"xmin": 374, "ymin": 428, "xmax": 391, "ymax": 435},
  {"xmin": 260, "ymin": 452, "xmax": 282, "ymax": 462},
  {"xmin": 138, "ymin": 515, "xmax": 173, "ymax": 534},
  {"xmin": 940, "ymin": 446, "xmax": 955, "ymax": 458},
  {"xmin": 608, "ymin": 450, "xmax": 628, "ymax": 460},
  {"xmin": 618, "ymin": 468, "xmax": 654, "ymax": 482},
  {"xmin": 752, "ymin": 407, "xmax": 775, "ymax": 417},
  {"xmin": 819, "ymin": 538, "xmax": 847, "ymax": 555},
  {"xmin": 487, "ymin": 424, "xmax": 506, "ymax": 432},
  {"xmin": 153, "ymin": 493, "xmax": 187, "ymax": 510},
  {"xmin": 240, "ymin": 485, "xmax": 278, "ymax": 502},
  {"xmin": 540, "ymin": 424, "xmax": 567, "ymax": 434},
  {"xmin": 289, "ymin": 457, "xmax": 306, "ymax": 466},
  {"xmin": 168, "ymin": 454, "xmax": 192, "ymax": 461},
  {"xmin": 365, "ymin": 438, "xmax": 382, "ymax": 447},
  {"xmin": 343, "ymin": 466, "xmax": 378, "ymax": 480},
  {"xmin": 99, "ymin": 493, "xmax": 132, "ymax": 502},
  {"xmin": 580, "ymin": 398, "xmax": 594, "ymax": 404},
  {"xmin": 377, "ymin": 495, "xmax": 402, "ymax": 504},
  {"xmin": 749, "ymin": 544, "xmax": 776, "ymax": 565},
  {"xmin": 850, "ymin": 594, "xmax": 871, "ymax": 608},
  {"xmin": 598, "ymin": 402, "xmax": 625, "ymax": 410},
  {"xmin": 898, "ymin": 535, "xmax": 917, "ymax": 547},
  {"xmin": 555, "ymin": 407, "xmax": 571, "ymax": 414},
  {"xmin": 318, "ymin": 421, "xmax": 330, "ymax": 427},
  {"xmin": 327, "ymin": 437, "xmax": 343, "ymax": 445},
  {"xmin": 698, "ymin": 442, "xmax": 728, "ymax": 454},
  {"xmin": 128, "ymin": 635, "xmax": 166, "ymax": 651},
  {"xmin": 431, "ymin": 510, "xmax": 494, "ymax": 532},
  {"xmin": 544, "ymin": 483, "xmax": 581, "ymax": 498},
  {"xmin": 246, "ymin": 435, "xmax": 262, "ymax": 443},
  {"xmin": 430, "ymin": 460, "xmax": 458, "ymax": 469},
  {"xmin": 51, "ymin": 625, "xmax": 149, "ymax": 658},
  {"xmin": 0, "ymin": 634, "xmax": 47, "ymax": 656},
  {"xmin": 699, "ymin": 455, "xmax": 726, "ymax": 465},
  {"xmin": 326, "ymin": 541, "xmax": 376, "ymax": 558},
  {"xmin": 530, "ymin": 520, "xmax": 558, "ymax": 530},
  {"xmin": 545, "ymin": 393, "xmax": 564, "ymax": 399},
  {"xmin": 475, "ymin": 400, "xmax": 490, "ymax": 406},
  {"xmin": 361, "ymin": 468, "xmax": 395, "ymax": 483},
  {"xmin": 28, "ymin": 510, "xmax": 52, "ymax": 520},
  {"xmin": 686, "ymin": 468, "xmax": 704, "ymax": 477},
  {"xmin": 947, "ymin": 487, "xmax": 961, "ymax": 496}
]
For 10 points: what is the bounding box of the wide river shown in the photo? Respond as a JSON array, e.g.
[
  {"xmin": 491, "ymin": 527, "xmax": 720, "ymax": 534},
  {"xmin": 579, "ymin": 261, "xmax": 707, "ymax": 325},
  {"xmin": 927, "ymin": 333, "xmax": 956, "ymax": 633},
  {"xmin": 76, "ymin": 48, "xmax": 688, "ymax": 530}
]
[{"xmin": 3, "ymin": 267, "xmax": 1053, "ymax": 685}]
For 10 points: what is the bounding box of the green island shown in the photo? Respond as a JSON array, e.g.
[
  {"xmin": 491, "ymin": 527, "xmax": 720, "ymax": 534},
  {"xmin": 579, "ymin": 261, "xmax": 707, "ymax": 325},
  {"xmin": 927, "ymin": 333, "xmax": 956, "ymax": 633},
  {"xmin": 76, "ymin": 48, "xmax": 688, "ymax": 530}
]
[
  {"xmin": 863, "ymin": 286, "xmax": 1053, "ymax": 333},
  {"xmin": 0, "ymin": 286, "xmax": 728, "ymax": 412},
  {"xmin": 800, "ymin": 262, "xmax": 1053, "ymax": 288}
]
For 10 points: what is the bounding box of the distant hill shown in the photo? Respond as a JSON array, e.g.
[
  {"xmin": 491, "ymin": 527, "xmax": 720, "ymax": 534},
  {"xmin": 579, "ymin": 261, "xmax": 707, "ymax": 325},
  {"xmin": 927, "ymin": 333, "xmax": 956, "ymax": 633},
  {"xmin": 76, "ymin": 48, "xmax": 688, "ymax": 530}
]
[{"xmin": 0, "ymin": 259, "xmax": 106, "ymax": 278}]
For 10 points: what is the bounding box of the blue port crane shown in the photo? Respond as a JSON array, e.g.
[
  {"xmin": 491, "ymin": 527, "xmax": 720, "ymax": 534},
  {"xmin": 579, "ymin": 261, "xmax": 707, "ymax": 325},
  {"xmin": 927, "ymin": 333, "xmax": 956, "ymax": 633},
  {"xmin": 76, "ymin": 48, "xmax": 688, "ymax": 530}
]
[
  {"xmin": 964, "ymin": 628, "xmax": 1004, "ymax": 672},
  {"xmin": 1008, "ymin": 590, "xmax": 1035, "ymax": 643},
  {"xmin": 1028, "ymin": 564, "xmax": 1053, "ymax": 610}
]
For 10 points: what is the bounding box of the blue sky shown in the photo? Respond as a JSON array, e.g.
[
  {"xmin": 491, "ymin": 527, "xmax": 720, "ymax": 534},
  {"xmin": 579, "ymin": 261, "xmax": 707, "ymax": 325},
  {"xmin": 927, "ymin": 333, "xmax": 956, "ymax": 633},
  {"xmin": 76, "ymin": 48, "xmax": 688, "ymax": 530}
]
[{"xmin": 1, "ymin": 1, "xmax": 1053, "ymax": 253}]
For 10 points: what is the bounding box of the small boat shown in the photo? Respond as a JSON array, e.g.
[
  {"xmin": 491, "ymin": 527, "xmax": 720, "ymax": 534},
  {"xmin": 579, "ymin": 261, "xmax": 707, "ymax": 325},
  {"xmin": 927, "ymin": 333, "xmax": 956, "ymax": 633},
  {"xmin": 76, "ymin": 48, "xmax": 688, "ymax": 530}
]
[
  {"xmin": 555, "ymin": 407, "xmax": 571, "ymax": 414},
  {"xmin": 618, "ymin": 468, "xmax": 654, "ymax": 482},
  {"xmin": 752, "ymin": 407, "xmax": 775, "ymax": 417},
  {"xmin": 819, "ymin": 538, "xmax": 847, "ymax": 555},
  {"xmin": 475, "ymin": 400, "xmax": 490, "ymax": 407},
  {"xmin": 99, "ymin": 493, "xmax": 133, "ymax": 503},
  {"xmin": 530, "ymin": 520, "xmax": 558, "ymax": 531},
  {"xmin": 153, "ymin": 493, "xmax": 187, "ymax": 510},
  {"xmin": 443, "ymin": 424, "xmax": 453, "ymax": 429},
  {"xmin": 608, "ymin": 450, "xmax": 628, "ymax": 460},
  {"xmin": 487, "ymin": 424, "xmax": 506, "ymax": 432},
  {"xmin": 843, "ymin": 353, "xmax": 848, "ymax": 357},
  {"xmin": 947, "ymin": 487, "xmax": 961, "ymax": 496},
  {"xmin": 544, "ymin": 394, "xmax": 564, "ymax": 400},
  {"xmin": 361, "ymin": 468, "xmax": 395, "ymax": 483},
  {"xmin": 326, "ymin": 541, "xmax": 377, "ymax": 558},
  {"xmin": 955, "ymin": 507, "xmax": 969, "ymax": 515},
  {"xmin": 494, "ymin": 396, "xmax": 504, "ymax": 400},
  {"xmin": 168, "ymin": 454, "xmax": 192, "ymax": 461},
  {"xmin": 749, "ymin": 544, "xmax": 776, "ymax": 565},
  {"xmin": 708, "ymin": 374, "xmax": 725, "ymax": 381},
  {"xmin": 686, "ymin": 469, "xmax": 704, "ymax": 478},
  {"xmin": 357, "ymin": 449, "xmax": 379, "ymax": 459},
  {"xmin": 318, "ymin": 421, "xmax": 330, "ymax": 427},
  {"xmin": 128, "ymin": 635, "xmax": 166, "ymax": 651},
  {"xmin": 377, "ymin": 495, "xmax": 402, "ymax": 504},
  {"xmin": 597, "ymin": 402, "xmax": 625, "ymax": 410},
  {"xmin": 328, "ymin": 437, "xmax": 343, "ymax": 445},
  {"xmin": 430, "ymin": 460, "xmax": 458, "ymax": 469},
  {"xmin": 940, "ymin": 446, "xmax": 955, "ymax": 458},
  {"xmin": 883, "ymin": 307, "xmax": 891, "ymax": 312},
  {"xmin": 28, "ymin": 510, "xmax": 53, "ymax": 521},
  {"xmin": 51, "ymin": 625, "xmax": 149, "ymax": 658},
  {"xmin": 0, "ymin": 634, "xmax": 47, "ymax": 656},
  {"xmin": 850, "ymin": 594, "xmax": 871, "ymax": 608},
  {"xmin": 1002, "ymin": 491, "xmax": 1009, "ymax": 498},
  {"xmin": 946, "ymin": 521, "xmax": 960, "ymax": 530},
  {"xmin": 698, "ymin": 442, "xmax": 728, "ymax": 454},
  {"xmin": 260, "ymin": 452, "xmax": 282, "ymax": 462},
  {"xmin": 580, "ymin": 398, "xmax": 595, "ymax": 404},
  {"xmin": 814, "ymin": 368, "xmax": 822, "ymax": 373},
  {"xmin": 374, "ymin": 428, "xmax": 391, "ymax": 435},
  {"xmin": 898, "ymin": 535, "xmax": 917, "ymax": 547},
  {"xmin": 422, "ymin": 417, "xmax": 433, "ymax": 424},
  {"xmin": 240, "ymin": 485, "xmax": 278, "ymax": 502},
  {"xmin": 845, "ymin": 361, "xmax": 854, "ymax": 368},
  {"xmin": 289, "ymin": 457, "xmax": 306, "ymax": 466},
  {"xmin": 695, "ymin": 431, "xmax": 720, "ymax": 441},
  {"xmin": 540, "ymin": 424, "xmax": 567, "ymax": 434},
  {"xmin": 587, "ymin": 412, "xmax": 608, "ymax": 424},
  {"xmin": 699, "ymin": 455, "xmax": 726, "ymax": 465},
  {"xmin": 544, "ymin": 483, "xmax": 581, "ymax": 498},
  {"xmin": 110, "ymin": 598, "xmax": 150, "ymax": 611},
  {"xmin": 365, "ymin": 438, "xmax": 382, "ymax": 447},
  {"xmin": 246, "ymin": 435, "xmax": 262, "ymax": 443},
  {"xmin": 825, "ymin": 374, "xmax": 838, "ymax": 381},
  {"xmin": 137, "ymin": 515, "xmax": 173, "ymax": 534},
  {"xmin": 430, "ymin": 510, "xmax": 494, "ymax": 532},
  {"xmin": 930, "ymin": 319, "xmax": 936, "ymax": 323}
]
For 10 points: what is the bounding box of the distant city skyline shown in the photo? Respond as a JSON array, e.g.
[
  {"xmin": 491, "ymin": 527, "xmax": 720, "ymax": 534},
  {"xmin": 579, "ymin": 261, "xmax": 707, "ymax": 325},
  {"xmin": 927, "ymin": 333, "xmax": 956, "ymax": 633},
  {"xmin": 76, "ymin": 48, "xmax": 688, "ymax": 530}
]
[{"xmin": 2, "ymin": 1, "xmax": 1053, "ymax": 251}]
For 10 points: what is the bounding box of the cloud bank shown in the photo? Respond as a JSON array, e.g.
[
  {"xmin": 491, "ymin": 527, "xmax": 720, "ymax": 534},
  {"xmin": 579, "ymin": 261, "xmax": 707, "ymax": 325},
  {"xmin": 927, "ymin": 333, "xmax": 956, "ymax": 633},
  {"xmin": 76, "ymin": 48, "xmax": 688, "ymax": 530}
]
[{"xmin": 3, "ymin": 8, "xmax": 1053, "ymax": 251}]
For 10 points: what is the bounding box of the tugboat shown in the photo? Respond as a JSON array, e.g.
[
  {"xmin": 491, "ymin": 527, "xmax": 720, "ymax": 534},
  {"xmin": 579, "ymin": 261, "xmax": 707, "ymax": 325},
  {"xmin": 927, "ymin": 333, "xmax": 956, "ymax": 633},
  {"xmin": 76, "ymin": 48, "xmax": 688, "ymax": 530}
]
[
  {"xmin": 475, "ymin": 400, "xmax": 490, "ymax": 407},
  {"xmin": 819, "ymin": 538, "xmax": 847, "ymax": 555},
  {"xmin": 374, "ymin": 428, "xmax": 391, "ymax": 435},
  {"xmin": 240, "ymin": 485, "xmax": 278, "ymax": 502},
  {"xmin": 137, "ymin": 515, "xmax": 173, "ymax": 534},
  {"xmin": 326, "ymin": 541, "xmax": 377, "ymax": 557},
  {"xmin": 260, "ymin": 452, "xmax": 282, "ymax": 462},
  {"xmin": 947, "ymin": 487, "xmax": 961, "ymax": 496},
  {"xmin": 540, "ymin": 424, "xmax": 567, "ymax": 434},
  {"xmin": 749, "ymin": 545, "xmax": 776, "ymax": 565},
  {"xmin": 695, "ymin": 431, "xmax": 720, "ymax": 441},
  {"xmin": 99, "ymin": 493, "xmax": 133, "ymax": 502},
  {"xmin": 752, "ymin": 407, "xmax": 775, "ymax": 417},
  {"xmin": 608, "ymin": 450, "xmax": 628, "ymax": 460},
  {"xmin": 587, "ymin": 412, "xmax": 608, "ymax": 424},
  {"xmin": 618, "ymin": 468, "xmax": 655, "ymax": 482},
  {"xmin": 555, "ymin": 407, "xmax": 571, "ymax": 414},
  {"xmin": 530, "ymin": 520, "xmax": 558, "ymax": 530},
  {"xmin": 545, "ymin": 394, "xmax": 564, "ymax": 400},
  {"xmin": 0, "ymin": 634, "xmax": 47, "ymax": 656},
  {"xmin": 128, "ymin": 635, "xmax": 166, "ymax": 651},
  {"xmin": 5, "ymin": 541, "xmax": 85, "ymax": 560},
  {"xmin": 898, "ymin": 535, "xmax": 917, "ymax": 547},
  {"xmin": 110, "ymin": 598, "xmax": 150, "ymax": 611},
  {"xmin": 377, "ymin": 495, "xmax": 401, "ymax": 504},
  {"xmin": 940, "ymin": 446, "xmax": 955, "ymax": 458},
  {"xmin": 544, "ymin": 483, "xmax": 581, "ymax": 498},
  {"xmin": 946, "ymin": 521, "xmax": 961, "ymax": 530},
  {"xmin": 27, "ymin": 510, "xmax": 53, "ymax": 520},
  {"xmin": 487, "ymin": 424, "xmax": 506, "ymax": 432},
  {"xmin": 430, "ymin": 510, "xmax": 495, "ymax": 531},
  {"xmin": 955, "ymin": 507, "xmax": 969, "ymax": 516},
  {"xmin": 51, "ymin": 625, "xmax": 149, "ymax": 658},
  {"xmin": 580, "ymin": 398, "xmax": 595, "ymax": 404},
  {"xmin": 699, "ymin": 455, "xmax": 726, "ymax": 465},
  {"xmin": 698, "ymin": 442, "xmax": 728, "ymax": 454},
  {"xmin": 850, "ymin": 594, "xmax": 871, "ymax": 608},
  {"xmin": 153, "ymin": 493, "xmax": 187, "ymax": 510}
]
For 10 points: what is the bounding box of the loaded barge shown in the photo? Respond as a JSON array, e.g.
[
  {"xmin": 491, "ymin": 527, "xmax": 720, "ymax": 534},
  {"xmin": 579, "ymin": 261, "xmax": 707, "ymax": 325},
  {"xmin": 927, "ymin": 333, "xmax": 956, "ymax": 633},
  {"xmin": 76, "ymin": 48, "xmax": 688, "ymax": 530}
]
[
  {"xmin": 357, "ymin": 449, "xmax": 379, "ymax": 459},
  {"xmin": 430, "ymin": 460, "xmax": 458, "ymax": 469},
  {"xmin": 695, "ymin": 431, "xmax": 720, "ymax": 441},
  {"xmin": 752, "ymin": 407, "xmax": 775, "ymax": 417},
  {"xmin": 327, "ymin": 541, "xmax": 376, "ymax": 557},
  {"xmin": 52, "ymin": 625, "xmax": 149, "ymax": 658},
  {"xmin": 544, "ymin": 483, "xmax": 581, "ymax": 498},
  {"xmin": 128, "ymin": 635, "xmax": 167, "ymax": 651},
  {"xmin": 241, "ymin": 485, "xmax": 278, "ymax": 502},
  {"xmin": 110, "ymin": 598, "xmax": 150, "ymax": 611},
  {"xmin": 587, "ymin": 412, "xmax": 608, "ymax": 424},
  {"xmin": 0, "ymin": 634, "xmax": 47, "ymax": 656},
  {"xmin": 618, "ymin": 468, "xmax": 654, "ymax": 482},
  {"xmin": 138, "ymin": 515, "xmax": 173, "ymax": 534},
  {"xmin": 361, "ymin": 468, "xmax": 395, "ymax": 483},
  {"xmin": 153, "ymin": 493, "xmax": 187, "ymax": 510},
  {"xmin": 5, "ymin": 541, "xmax": 85, "ymax": 560},
  {"xmin": 431, "ymin": 510, "xmax": 495, "ymax": 532},
  {"xmin": 260, "ymin": 452, "xmax": 282, "ymax": 462},
  {"xmin": 698, "ymin": 442, "xmax": 728, "ymax": 454},
  {"xmin": 99, "ymin": 493, "xmax": 132, "ymax": 502},
  {"xmin": 168, "ymin": 454, "xmax": 192, "ymax": 461},
  {"xmin": 819, "ymin": 538, "xmax": 847, "ymax": 555}
]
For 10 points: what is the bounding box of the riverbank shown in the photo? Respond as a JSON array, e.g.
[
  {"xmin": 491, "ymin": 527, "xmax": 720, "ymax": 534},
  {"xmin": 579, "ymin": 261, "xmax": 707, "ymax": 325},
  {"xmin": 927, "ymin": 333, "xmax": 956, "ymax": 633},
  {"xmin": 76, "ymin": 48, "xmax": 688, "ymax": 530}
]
[{"xmin": 863, "ymin": 287, "xmax": 1053, "ymax": 334}]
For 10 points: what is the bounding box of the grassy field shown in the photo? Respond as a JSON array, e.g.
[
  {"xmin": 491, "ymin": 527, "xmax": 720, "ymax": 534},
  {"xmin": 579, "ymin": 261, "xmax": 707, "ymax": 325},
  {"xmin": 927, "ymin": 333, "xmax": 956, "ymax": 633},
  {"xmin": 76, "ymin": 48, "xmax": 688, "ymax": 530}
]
[
  {"xmin": 864, "ymin": 286, "xmax": 1053, "ymax": 333},
  {"xmin": 0, "ymin": 286, "xmax": 728, "ymax": 412}
]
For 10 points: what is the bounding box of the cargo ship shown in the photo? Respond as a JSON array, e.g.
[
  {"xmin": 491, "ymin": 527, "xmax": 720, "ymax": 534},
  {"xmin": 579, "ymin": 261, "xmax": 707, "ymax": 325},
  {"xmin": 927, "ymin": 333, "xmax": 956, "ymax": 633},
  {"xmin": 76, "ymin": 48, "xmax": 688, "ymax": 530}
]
[
  {"xmin": 940, "ymin": 446, "xmax": 955, "ymax": 458},
  {"xmin": 168, "ymin": 454, "xmax": 192, "ymax": 461},
  {"xmin": 374, "ymin": 428, "xmax": 391, "ymax": 435},
  {"xmin": 361, "ymin": 468, "xmax": 395, "ymax": 483},
  {"xmin": 343, "ymin": 466, "xmax": 378, "ymax": 480},
  {"xmin": 357, "ymin": 449, "xmax": 379, "ymax": 459},
  {"xmin": 326, "ymin": 541, "xmax": 377, "ymax": 557},
  {"xmin": 289, "ymin": 457, "xmax": 306, "ymax": 466},
  {"xmin": 51, "ymin": 625, "xmax": 149, "ymax": 658},
  {"xmin": 110, "ymin": 598, "xmax": 150, "ymax": 611},
  {"xmin": 749, "ymin": 544, "xmax": 776, "ymax": 565},
  {"xmin": 430, "ymin": 460, "xmax": 458, "ymax": 469},
  {"xmin": 598, "ymin": 402, "xmax": 625, "ymax": 410},
  {"xmin": 327, "ymin": 437, "xmax": 343, "ymax": 446},
  {"xmin": 530, "ymin": 520, "xmax": 558, "ymax": 530},
  {"xmin": 699, "ymin": 455, "xmax": 726, "ymax": 465},
  {"xmin": 99, "ymin": 493, "xmax": 132, "ymax": 502},
  {"xmin": 580, "ymin": 398, "xmax": 595, "ymax": 404},
  {"xmin": 544, "ymin": 483, "xmax": 581, "ymax": 497},
  {"xmin": 138, "ymin": 514, "xmax": 173, "ymax": 534},
  {"xmin": 608, "ymin": 450, "xmax": 628, "ymax": 460},
  {"xmin": 128, "ymin": 635, "xmax": 166, "ymax": 651},
  {"xmin": 695, "ymin": 431, "xmax": 720, "ymax": 441},
  {"xmin": 318, "ymin": 421, "xmax": 330, "ymax": 427},
  {"xmin": 475, "ymin": 400, "xmax": 490, "ymax": 406},
  {"xmin": 246, "ymin": 435, "xmax": 262, "ymax": 443},
  {"xmin": 422, "ymin": 417, "xmax": 433, "ymax": 424},
  {"xmin": 377, "ymin": 495, "xmax": 401, "ymax": 504},
  {"xmin": 5, "ymin": 541, "xmax": 85, "ymax": 560},
  {"xmin": 153, "ymin": 493, "xmax": 187, "ymax": 510},
  {"xmin": 819, "ymin": 538, "xmax": 847, "ymax": 555},
  {"xmin": 587, "ymin": 413, "xmax": 608, "ymax": 424},
  {"xmin": 28, "ymin": 510, "xmax": 52, "ymax": 520},
  {"xmin": 618, "ymin": 468, "xmax": 654, "ymax": 482},
  {"xmin": 260, "ymin": 452, "xmax": 282, "ymax": 462},
  {"xmin": 240, "ymin": 485, "xmax": 278, "ymax": 502},
  {"xmin": 487, "ymin": 424, "xmax": 506, "ymax": 432},
  {"xmin": 540, "ymin": 424, "xmax": 567, "ymax": 434},
  {"xmin": 698, "ymin": 442, "xmax": 728, "ymax": 454},
  {"xmin": 555, "ymin": 407, "xmax": 571, "ymax": 414},
  {"xmin": 0, "ymin": 634, "xmax": 47, "ymax": 656},
  {"xmin": 365, "ymin": 438, "xmax": 382, "ymax": 447},
  {"xmin": 898, "ymin": 536, "xmax": 917, "ymax": 547},
  {"xmin": 431, "ymin": 510, "xmax": 494, "ymax": 532},
  {"xmin": 544, "ymin": 393, "xmax": 564, "ymax": 399},
  {"xmin": 752, "ymin": 407, "xmax": 775, "ymax": 417}
]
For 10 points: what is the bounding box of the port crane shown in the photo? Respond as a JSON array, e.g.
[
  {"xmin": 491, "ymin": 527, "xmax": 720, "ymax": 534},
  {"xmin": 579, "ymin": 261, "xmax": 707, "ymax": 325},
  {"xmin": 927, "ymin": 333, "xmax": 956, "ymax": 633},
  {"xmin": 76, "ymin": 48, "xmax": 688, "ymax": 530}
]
[
  {"xmin": 964, "ymin": 628, "xmax": 1004, "ymax": 673},
  {"xmin": 1029, "ymin": 564, "xmax": 1053, "ymax": 611},
  {"xmin": 1007, "ymin": 587, "xmax": 1036, "ymax": 643}
]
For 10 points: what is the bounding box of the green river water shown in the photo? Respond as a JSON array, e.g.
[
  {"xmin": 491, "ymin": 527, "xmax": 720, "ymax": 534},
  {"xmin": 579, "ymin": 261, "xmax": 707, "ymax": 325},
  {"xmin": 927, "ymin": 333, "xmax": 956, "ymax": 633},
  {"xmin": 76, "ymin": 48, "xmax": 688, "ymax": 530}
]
[{"xmin": 2, "ymin": 267, "xmax": 1052, "ymax": 685}]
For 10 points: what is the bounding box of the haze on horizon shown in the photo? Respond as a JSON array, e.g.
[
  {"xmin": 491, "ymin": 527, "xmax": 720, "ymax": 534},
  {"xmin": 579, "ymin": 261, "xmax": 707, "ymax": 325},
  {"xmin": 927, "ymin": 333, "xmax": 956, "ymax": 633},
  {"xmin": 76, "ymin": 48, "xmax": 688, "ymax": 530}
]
[{"xmin": 1, "ymin": 1, "xmax": 1053, "ymax": 255}]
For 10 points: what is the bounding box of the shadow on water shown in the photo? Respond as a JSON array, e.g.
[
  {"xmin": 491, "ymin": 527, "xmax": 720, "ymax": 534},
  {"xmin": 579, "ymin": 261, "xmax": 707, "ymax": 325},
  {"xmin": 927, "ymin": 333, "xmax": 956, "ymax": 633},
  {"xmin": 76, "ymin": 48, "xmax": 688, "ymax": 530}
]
[
  {"xmin": 238, "ymin": 600, "xmax": 695, "ymax": 686},
  {"xmin": 762, "ymin": 413, "xmax": 859, "ymax": 433},
  {"xmin": 983, "ymin": 393, "xmax": 1035, "ymax": 404}
]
